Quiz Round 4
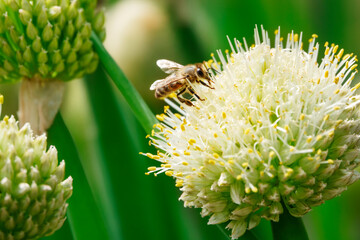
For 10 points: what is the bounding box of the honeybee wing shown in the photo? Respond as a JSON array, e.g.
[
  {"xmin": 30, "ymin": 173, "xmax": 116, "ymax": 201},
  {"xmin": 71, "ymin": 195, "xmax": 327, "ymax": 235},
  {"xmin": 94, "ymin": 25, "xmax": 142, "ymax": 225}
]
[
  {"xmin": 150, "ymin": 79, "xmax": 164, "ymax": 90},
  {"xmin": 157, "ymin": 59, "xmax": 183, "ymax": 74}
]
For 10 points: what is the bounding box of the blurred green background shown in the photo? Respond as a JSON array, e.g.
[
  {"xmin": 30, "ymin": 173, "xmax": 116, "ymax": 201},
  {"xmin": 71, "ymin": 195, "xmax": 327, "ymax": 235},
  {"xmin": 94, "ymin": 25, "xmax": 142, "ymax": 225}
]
[{"xmin": 2, "ymin": 0, "xmax": 360, "ymax": 239}]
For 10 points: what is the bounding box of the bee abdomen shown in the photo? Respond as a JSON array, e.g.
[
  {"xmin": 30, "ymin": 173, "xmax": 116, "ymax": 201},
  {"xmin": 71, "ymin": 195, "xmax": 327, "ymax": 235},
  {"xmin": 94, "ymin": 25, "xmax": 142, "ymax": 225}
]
[{"xmin": 155, "ymin": 87, "xmax": 167, "ymax": 98}]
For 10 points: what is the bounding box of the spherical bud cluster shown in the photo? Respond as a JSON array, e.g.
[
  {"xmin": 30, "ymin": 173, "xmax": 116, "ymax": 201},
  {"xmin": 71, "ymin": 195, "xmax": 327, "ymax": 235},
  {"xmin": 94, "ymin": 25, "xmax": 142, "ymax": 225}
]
[
  {"xmin": 0, "ymin": 115, "xmax": 72, "ymax": 239},
  {"xmin": 144, "ymin": 27, "xmax": 360, "ymax": 239},
  {"xmin": 0, "ymin": 0, "xmax": 105, "ymax": 82}
]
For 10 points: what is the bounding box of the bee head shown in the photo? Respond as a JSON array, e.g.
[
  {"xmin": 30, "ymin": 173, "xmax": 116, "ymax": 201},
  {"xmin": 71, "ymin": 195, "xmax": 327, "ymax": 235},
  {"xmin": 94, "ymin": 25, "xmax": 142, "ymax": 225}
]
[{"xmin": 195, "ymin": 63, "xmax": 211, "ymax": 80}]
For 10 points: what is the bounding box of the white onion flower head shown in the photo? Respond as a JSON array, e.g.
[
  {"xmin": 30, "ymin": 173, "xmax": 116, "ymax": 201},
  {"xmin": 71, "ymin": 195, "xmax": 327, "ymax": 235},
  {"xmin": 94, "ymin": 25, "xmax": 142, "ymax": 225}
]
[{"xmin": 144, "ymin": 27, "xmax": 360, "ymax": 239}]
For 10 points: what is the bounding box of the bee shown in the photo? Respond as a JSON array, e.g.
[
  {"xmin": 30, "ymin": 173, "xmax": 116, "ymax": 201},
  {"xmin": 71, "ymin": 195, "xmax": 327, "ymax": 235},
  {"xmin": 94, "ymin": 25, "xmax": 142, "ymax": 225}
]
[{"xmin": 150, "ymin": 59, "xmax": 214, "ymax": 106}]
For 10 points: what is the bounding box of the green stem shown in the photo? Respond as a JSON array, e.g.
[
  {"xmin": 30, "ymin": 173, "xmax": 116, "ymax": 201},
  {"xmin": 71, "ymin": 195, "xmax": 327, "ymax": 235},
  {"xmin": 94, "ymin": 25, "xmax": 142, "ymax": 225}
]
[
  {"xmin": 90, "ymin": 32, "xmax": 157, "ymax": 133},
  {"xmin": 271, "ymin": 204, "xmax": 309, "ymax": 240},
  {"xmin": 47, "ymin": 113, "xmax": 109, "ymax": 240}
]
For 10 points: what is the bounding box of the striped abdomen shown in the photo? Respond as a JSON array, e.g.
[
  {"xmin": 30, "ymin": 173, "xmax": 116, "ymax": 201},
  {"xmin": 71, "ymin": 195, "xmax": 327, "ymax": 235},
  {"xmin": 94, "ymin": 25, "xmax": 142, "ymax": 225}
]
[{"xmin": 155, "ymin": 78, "xmax": 186, "ymax": 98}]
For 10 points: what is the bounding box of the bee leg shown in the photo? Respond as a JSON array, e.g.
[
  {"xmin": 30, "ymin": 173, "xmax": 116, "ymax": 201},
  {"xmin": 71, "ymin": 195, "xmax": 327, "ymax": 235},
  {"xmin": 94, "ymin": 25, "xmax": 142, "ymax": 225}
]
[
  {"xmin": 188, "ymin": 87, "xmax": 204, "ymax": 101},
  {"xmin": 199, "ymin": 80, "xmax": 215, "ymax": 89},
  {"xmin": 177, "ymin": 88, "xmax": 193, "ymax": 106}
]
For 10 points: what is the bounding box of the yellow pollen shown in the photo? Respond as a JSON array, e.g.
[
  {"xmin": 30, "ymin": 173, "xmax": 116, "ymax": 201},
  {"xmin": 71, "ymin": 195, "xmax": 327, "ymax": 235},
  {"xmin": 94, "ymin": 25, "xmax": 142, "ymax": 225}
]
[
  {"xmin": 346, "ymin": 61, "xmax": 349, "ymax": 69},
  {"xmin": 241, "ymin": 162, "xmax": 249, "ymax": 168},
  {"xmin": 164, "ymin": 105, "xmax": 170, "ymax": 113},
  {"xmin": 164, "ymin": 164, "xmax": 171, "ymax": 168},
  {"xmin": 184, "ymin": 151, "xmax": 190, "ymax": 156},
  {"xmin": 337, "ymin": 49, "xmax": 344, "ymax": 59},
  {"xmin": 299, "ymin": 114, "xmax": 305, "ymax": 120},
  {"xmin": 165, "ymin": 171, "xmax": 173, "ymax": 177},
  {"xmin": 316, "ymin": 135, "xmax": 322, "ymax": 141},
  {"xmin": 334, "ymin": 89, "xmax": 340, "ymax": 94},
  {"xmin": 294, "ymin": 34, "xmax": 299, "ymax": 42},
  {"xmin": 173, "ymin": 152, "xmax": 180, "ymax": 157},
  {"xmin": 317, "ymin": 78, "xmax": 320, "ymax": 84},
  {"xmin": 182, "ymin": 161, "xmax": 188, "ymax": 166},
  {"xmin": 181, "ymin": 124, "xmax": 185, "ymax": 131},
  {"xmin": 222, "ymin": 112, "xmax": 226, "ymax": 119},
  {"xmin": 280, "ymin": 37, "xmax": 284, "ymax": 41},
  {"xmin": 351, "ymin": 64, "xmax": 358, "ymax": 71},
  {"xmin": 260, "ymin": 171, "xmax": 264, "ymax": 177},
  {"xmin": 334, "ymin": 77, "xmax": 339, "ymax": 84},
  {"xmin": 211, "ymin": 53, "xmax": 214, "ymax": 57},
  {"xmin": 214, "ymin": 133, "xmax": 218, "ymax": 138},
  {"xmin": 188, "ymin": 139, "xmax": 196, "ymax": 145},
  {"xmin": 328, "ymin": 130, "xmax": 334, "ymax": 137},
  {"xmin": 251, "ymin": 187, "xmax": 258, "ymax": 193},
  {"xmin": 284, "ymin": 125, "xmax": 289, "ymax": 132},
  {"xmin": 259, "ymin": 137, "xmax": 264, "ymax": 142},
  {"xmin": 174, "ymin": 113, "xmax": 181, "ymax": 119},
  {"xmin": 325, "ymin": 47, "xmax": 330, "ymax": 55},
  {"xmin": 148, "ymin": 167, "xmax": 157, "ymax": 171},
  {"xmin": 323, "ymin": 114, "xmax": 329, "ymax": 121},
  {"xmin": 248, "ymin": 149, "xmax": 253, "ymax": 153},
  {"xmin": 351, "ymin": 83, "xmax": 360, "ymax": 91},
  {"xmin": 213, "ymin": 153, "xmax": 220, "ymax": 159},
  {"xmin": 324, "ymin": 71, "xmax": 329, "ymax": 78},
  {"xmin": 324, "ymin": 41, "xmax": 329, "ymax": 47},
  {"xmin": 306, "ymin": 137, "xmax": 312, "ymax": 143},
  {"xmin": 328, "ymin": 159, "xmax": 334, "ymax": 164},
  {"xmin": 156, "ymin": 114, "xmax": 165, "ymax": 122},
  {"xmin": 169, "ymin": 93, "xmax": 177, "ymax": 98},
  {"xmin": 269, "ymin": 151, "xmax": 275, "ymax": 158},
  {"xmin": 290, "ymin": 147, "xmax": 295, "ymax": 152},
  {"xmin": 0, "ymin": 95, "xmax": 3, "ymax": 104},
  {"xmin": 145, "ymin": 135, "xmax": 150, "ymax": 138},
  {"xmin": 245, "ymin": 187, "xmax": 251, "ymax": 194},
  {"xmin": 308, "ymin": 157, "xmax": 314, "ymax": 161},
  {"xmin": 332, "ymin": 45, "xmax": 339, "ymax": 53},
  {"xmin": 317, "ymin": 149, "xmax": 322, "ymax": 155},
  {"xmin": 175, "ymin": 180, "xmax": 184, "ymax": 187},
  {"xmin": 3, "ymin": 116, "xmax": 8, "ymax": 123},
  {"xmin": 145, "ymin": 172, "xmax": 150, "ymax": 175},
  {"xmin": 175, "ymin": 172, "xmax": 183, "ymax": 177},
  {"xmin": 274, "ymin": 29, "xmax": 279, "ymax": 35},
  {"xmin": 228, "ymin": 160, "xmax": 234, "ymax": 165},
  {"xmin": 312, "ymin": 34, "xmax": 318, "ymax": 38},
  {"xmin": 219, "ymin": 162, "xmax": 225, "ymax": 166},
  {"xmin": 208, "ymin": 160, "xmax": 216, "ymax": 165},
  {"xmin": 236, "ymin": 175, "xmax": 242, "ymax": 180},
  {"xmin": 244, "ymin": 128, "xmax": 251, "ymax": 134}
]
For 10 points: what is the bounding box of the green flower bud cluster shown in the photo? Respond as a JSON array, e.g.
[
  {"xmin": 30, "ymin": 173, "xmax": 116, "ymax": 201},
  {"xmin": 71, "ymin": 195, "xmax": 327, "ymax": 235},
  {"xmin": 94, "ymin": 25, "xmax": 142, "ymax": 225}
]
[
  {"xmin": 0, "ymin": 0, "xmax": 105, "ymax": 83},
  {"xmin": 0, "ymin": 115, "xmax": 72, "ymax": 239}
]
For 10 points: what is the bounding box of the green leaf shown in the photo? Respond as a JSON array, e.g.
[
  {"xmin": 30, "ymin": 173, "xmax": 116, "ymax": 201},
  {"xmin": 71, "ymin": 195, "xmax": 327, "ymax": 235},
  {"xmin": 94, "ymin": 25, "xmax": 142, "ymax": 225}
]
[
  {"xmin": 47, "ymin": 113, "xmax": 109, "ymax": 240},
  {"xmin": 271, "ymin": 204, "xmax": 309, "ymax": 240},
  {"xmin": 90, "ymin": 32, "xmax": 156, "ymax": 133}
]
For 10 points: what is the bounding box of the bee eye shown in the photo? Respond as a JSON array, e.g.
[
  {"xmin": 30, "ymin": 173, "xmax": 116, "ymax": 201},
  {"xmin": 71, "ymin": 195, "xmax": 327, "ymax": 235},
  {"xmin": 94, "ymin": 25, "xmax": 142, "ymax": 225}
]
[{"xmin": 197, "ymin": 68, "xmax": 204, "ymax": 77}]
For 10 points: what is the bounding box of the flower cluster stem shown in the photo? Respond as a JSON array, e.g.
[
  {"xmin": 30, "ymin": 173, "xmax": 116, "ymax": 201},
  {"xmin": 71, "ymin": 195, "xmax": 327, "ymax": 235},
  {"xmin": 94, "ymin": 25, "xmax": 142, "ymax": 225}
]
[
  {"xmin": 90, "ymin": 32, "xmax": 157, "ymax": 133},
  {"xmin": 271, "ymin": 203, "xmax": 309, "ymax": 240}
]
